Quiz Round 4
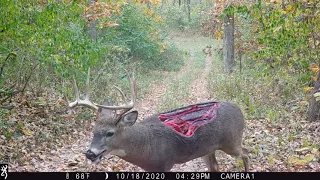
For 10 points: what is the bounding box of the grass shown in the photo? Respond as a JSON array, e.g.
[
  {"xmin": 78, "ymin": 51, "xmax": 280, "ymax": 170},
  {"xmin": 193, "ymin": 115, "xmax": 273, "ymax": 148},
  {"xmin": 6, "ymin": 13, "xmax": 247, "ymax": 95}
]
[
  {"xmin": 207, "ymin": 47, "xmax": 310, "ymax": 122},
  {"xmin": 156, "ymin": 52, "xmax": 205, "ymax": 112},
  {"xmin": 156, "ymin": 34, "xmax": 213, "ymax": 112}
]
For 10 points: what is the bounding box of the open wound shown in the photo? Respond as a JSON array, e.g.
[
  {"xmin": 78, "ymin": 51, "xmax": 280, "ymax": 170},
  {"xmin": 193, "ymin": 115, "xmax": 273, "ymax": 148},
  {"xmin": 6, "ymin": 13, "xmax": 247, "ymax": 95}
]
[{"xmin": 158, "ymin": 101, "xmax": 220, "ymax": 137}]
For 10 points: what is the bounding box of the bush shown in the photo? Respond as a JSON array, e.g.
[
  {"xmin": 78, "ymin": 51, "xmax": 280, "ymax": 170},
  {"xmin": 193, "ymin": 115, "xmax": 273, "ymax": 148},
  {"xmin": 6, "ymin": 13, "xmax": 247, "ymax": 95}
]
[{"xmin": 0, "ymin": 1, "xmax": 183, "ymax": 100}]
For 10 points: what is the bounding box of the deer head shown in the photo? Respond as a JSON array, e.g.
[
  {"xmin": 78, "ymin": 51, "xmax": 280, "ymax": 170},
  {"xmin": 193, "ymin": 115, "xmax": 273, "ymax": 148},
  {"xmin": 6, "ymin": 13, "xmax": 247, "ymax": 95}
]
[{"xmin": 66, "ymin": 68, "xmax": 137, "ymax": 163}]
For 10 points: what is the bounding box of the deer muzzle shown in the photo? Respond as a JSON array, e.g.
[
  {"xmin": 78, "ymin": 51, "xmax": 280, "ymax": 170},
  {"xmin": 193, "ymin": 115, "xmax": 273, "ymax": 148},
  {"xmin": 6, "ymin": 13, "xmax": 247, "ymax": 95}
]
[{"xmin": 84, "ymin": 149, "xmax": 106, "ymax": 163}]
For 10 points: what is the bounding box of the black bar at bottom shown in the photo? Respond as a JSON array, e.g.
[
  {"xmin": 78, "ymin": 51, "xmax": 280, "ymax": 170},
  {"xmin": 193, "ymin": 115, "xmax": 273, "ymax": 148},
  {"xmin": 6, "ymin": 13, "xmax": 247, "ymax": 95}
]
[{"xmin": 5, "ymin": 172, "xmax": 320, "ymax": 180}]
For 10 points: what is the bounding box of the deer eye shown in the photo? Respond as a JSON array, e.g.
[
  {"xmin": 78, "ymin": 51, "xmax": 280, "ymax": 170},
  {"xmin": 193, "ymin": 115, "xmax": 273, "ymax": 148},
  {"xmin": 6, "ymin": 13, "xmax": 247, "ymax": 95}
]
[{"xmin": 106, "ymin": 131, "xmax": 114, "ymax": 137}]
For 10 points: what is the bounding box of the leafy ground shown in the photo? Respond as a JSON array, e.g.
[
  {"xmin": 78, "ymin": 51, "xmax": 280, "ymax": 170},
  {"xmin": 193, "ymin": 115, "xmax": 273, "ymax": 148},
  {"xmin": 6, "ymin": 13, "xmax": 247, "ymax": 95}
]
[{"xmin": 2, "ymin": 33, "xmax": 320, "ymax": 172}]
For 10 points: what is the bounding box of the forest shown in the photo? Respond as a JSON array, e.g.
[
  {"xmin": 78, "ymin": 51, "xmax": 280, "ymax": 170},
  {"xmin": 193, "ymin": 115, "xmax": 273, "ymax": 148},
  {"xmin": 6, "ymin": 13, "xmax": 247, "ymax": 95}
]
[{"xmin": 0, "ymin": 0, "xmax": 319, "ymax": 172}]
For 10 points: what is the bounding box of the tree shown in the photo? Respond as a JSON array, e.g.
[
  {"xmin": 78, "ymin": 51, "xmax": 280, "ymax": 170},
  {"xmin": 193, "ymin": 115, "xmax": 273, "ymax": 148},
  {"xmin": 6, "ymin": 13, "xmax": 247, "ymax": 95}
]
[
  {"xmin": 308, "ymin": 65, "xmax": 320, "ymax": 121},
  {"xmin": 187, "ymin": 0, "xmax": 191, "ymax": 22},
  {"xmin": 88, "ymin": 0, "xmax": 97, "ymax": 41},
  {"xmin": 222, "ymin": 7, "xmax": 235, "ymax": 73}
]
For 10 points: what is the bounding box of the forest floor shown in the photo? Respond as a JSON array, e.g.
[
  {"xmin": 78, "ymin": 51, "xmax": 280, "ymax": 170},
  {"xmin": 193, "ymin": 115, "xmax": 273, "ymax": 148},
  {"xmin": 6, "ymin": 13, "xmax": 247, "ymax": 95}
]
[{"xmin": 3, "ymin": 33, "xmax": 320, "ymax": 172}]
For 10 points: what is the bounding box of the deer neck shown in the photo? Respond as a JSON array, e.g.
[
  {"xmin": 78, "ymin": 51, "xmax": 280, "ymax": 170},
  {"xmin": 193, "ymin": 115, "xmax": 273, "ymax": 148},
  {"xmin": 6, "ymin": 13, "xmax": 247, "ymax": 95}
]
[{"xmin": 110, "ymin": 124, "xmax": 152, "ymax": 160}]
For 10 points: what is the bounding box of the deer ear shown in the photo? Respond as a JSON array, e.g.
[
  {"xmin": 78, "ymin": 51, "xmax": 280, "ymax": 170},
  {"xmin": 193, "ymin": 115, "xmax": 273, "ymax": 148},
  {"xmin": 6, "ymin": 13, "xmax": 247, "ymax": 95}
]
[{"xmin": 118, "ymin": 111, "xmax": 138, "ymax": 127}]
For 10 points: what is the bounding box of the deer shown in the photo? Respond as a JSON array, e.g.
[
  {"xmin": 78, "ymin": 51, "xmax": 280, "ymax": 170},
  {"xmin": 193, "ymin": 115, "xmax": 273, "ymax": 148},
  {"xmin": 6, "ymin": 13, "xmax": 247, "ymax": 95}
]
[{"xmin": 66, "ymin": 68, "xmax": 249, "ymax": 172}]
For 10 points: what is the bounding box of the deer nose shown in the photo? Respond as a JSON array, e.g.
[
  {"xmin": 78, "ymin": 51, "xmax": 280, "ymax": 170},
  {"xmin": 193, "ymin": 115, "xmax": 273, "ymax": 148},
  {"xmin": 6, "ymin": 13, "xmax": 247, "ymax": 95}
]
[{"xmin": 84, "ymin": 149, "xmax": 97, "ymax": 160}]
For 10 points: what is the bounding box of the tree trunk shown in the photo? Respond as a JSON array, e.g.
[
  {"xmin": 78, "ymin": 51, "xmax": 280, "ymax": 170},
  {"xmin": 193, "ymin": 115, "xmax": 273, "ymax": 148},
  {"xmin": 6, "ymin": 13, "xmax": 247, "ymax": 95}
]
[
  {"xmin": 308, "ymin": 71, "xmax": 320, "ymax": 121},
  {"xmin": 187, "ymin": 0, "xmax": 191, "ymax": 22},
  {"xmin": 223, "ymin": 12, "xmax": 235, "ymax": 74},
  {"xmin": 88, "ymin": 0, "xmax": 97, "ymax": 41}
]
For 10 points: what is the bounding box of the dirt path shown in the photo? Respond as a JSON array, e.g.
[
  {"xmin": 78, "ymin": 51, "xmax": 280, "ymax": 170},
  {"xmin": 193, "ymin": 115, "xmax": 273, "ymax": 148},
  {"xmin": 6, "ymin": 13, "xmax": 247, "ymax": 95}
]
[
  {"xmin": 170, "ymin": 53, "xmax": 213, "ymax": 172},
  {"xmin": 187, "ymin": 54, "xmax": 212, "ymax": 104},
  {"xmin": 134, "ymin": 51, "xmax": 193, "ymax": 119}
]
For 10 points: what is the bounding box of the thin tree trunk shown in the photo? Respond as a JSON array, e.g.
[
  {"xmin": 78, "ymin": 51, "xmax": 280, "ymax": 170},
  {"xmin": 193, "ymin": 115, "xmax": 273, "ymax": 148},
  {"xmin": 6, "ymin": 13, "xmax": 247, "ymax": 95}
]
[
  {"xmin": 308, "ymin": 71, "xmax": 320, "ymax": 121},
  {"xmin": 223, "ymin": 11, "xmax": 235, "ymax": 73},
  {"xmin": 187, "ymin": 0, "xmax": 191, "ymax": 22},
  {"xmin": 239, "ymin": 51, "xmax": 242, "ymax": 74},
  {"xmin": 88, "ymin": 0, "xmax": 97, "ymax": 41}
]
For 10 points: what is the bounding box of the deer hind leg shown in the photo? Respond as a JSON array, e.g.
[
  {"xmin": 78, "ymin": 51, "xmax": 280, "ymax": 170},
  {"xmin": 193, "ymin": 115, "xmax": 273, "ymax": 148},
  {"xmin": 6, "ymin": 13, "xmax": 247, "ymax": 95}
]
[
  {"xmin": 222, "ymin": 146, "xmax": 249, "ymax": 172},
  {"xmin": 202, "ymin": 151, "xmax": 219, "ymax": 172}
]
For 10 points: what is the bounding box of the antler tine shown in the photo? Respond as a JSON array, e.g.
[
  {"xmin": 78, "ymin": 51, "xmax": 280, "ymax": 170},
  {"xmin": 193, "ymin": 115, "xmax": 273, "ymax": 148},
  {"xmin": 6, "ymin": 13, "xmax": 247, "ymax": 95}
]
[
  {"xmin": 73, "ymin": 75, "xmax": 80, "ymax": 101},
  {"xmin": 130, "ymin": 72, "xmax": 136, "ymax": 104},
  {"xmin": 84, "ymin": 68, "xmax": 91, "ymax": 101},
  {"xmin": 123, "ymin": 69, "xmax": 136, "ymax": 105},
  {"xmin": 66, "ymin": 68, "xmax": 98, "ymax": 110},
  {"xmin": 66, "ymin": 75, "xmax": 80, "ymax": 109},
  {"xmin": 96, "ymin": 70, "xmax": 136, "ymax": 114},
  {"xmin": 114, "ymin": 85, "xmax": 127, "ymax": 103}
]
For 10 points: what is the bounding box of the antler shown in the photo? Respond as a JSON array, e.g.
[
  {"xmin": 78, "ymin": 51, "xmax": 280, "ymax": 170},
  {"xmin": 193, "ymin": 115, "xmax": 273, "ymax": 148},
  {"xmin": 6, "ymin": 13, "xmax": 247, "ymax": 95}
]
[
  {"xmin": 65, "ymin": 68, "xmax": 98, "ymax": 110},
  {"xmin": 65, "ymin": 68, "xmax": 136, "ymax": 116},
  {"xmin": 96, "ymin": 70, "xmax": 136, "ymax": 117}
]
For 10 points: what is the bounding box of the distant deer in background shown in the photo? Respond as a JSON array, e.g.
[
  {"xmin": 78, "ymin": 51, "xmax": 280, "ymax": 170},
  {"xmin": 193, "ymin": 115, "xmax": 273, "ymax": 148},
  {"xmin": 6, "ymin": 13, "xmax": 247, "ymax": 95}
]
[
  {"xmin": 66, "ymin": 68, "xmax": 249, "ymax": 172},
  {"xmin": 202, "ymin": 45, "xmax": 212, "ymax": 57}
]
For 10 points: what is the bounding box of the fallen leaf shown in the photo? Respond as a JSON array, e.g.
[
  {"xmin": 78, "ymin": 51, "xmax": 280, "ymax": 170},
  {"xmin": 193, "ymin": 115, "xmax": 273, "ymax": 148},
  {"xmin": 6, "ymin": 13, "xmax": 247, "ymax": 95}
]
[
  {"xmin": 67, "ymin": 162, "xmax": 78, "ymax": 167},
  {"xmin": 303, "ymin": 154, "xmax": 314, "ymax": 163},
  {"xmin": 295, "ymin": 147, "xmax": 310, "ymax": 152},
  {"xmin": 22, "ymin": 129, "xmax": 33, "ymax": 136},
  {"xmin": 303, "ymin": 87, "xmax": 313, "ymax": 92},
  {"xmin": 288, "ymin": 156, "xmax": 305, "ymax": 166},
  {"xmin": 311, "ymin": 148, "xmax": 319, "ymax": 155},
  {"xmin": 313, "ymin": 92, "xmax": 320, "ymax": 97}
]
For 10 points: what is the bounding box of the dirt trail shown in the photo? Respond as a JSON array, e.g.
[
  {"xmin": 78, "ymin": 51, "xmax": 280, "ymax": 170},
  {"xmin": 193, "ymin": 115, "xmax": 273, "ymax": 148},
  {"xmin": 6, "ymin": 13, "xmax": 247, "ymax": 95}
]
[
  {"xmin": 134, "ymin": 51, "xmax": 193, "ymax": 120},
  {"xmin": 187, "ymin": 54, "xmax": 212, "ymax": 104},
  {"xmin": 170, "ymin": 53, "xmax": 213, "ymax": 172}
]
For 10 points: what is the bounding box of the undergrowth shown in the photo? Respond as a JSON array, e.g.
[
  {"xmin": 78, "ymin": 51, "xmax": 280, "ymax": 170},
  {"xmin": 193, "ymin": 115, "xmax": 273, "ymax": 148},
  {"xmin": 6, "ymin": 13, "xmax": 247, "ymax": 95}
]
[{"xmin": 207, "ymin": 49, "xmax": 309, "ymax": 122}]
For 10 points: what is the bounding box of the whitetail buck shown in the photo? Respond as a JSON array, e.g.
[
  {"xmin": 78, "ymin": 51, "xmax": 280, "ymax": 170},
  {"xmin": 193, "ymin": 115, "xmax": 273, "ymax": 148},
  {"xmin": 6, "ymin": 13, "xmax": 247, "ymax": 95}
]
[{"xmin": 66, "ymin": 68, "xmax": 249, "ymax": 172}]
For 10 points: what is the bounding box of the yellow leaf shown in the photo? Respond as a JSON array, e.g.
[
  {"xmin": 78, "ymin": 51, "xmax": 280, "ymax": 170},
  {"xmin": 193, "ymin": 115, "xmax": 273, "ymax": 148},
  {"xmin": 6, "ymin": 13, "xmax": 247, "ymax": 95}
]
[
  {"xmin": 308, "ymin": 63, "xmax": 319, "ymax": 72},
  {"xmin": 303, "ymin": 154, "xmax": 314, "ymax": 163},
  {"xmin": 22, "ymin": 129, "xmax": 33, "ymax": 136},
  {"xmin": 288, "ymin": 156, "xmax": 305, "ymax": 165},
  {"xmin": 286, "ymin": 5, "xmax": 293, "ymax": 13},
  {"xmin": 303, "ymin": 87, "xmax": 313, "ymax": 92},
  {"xmin": 271, "ymin": 0, "xmax": 281, "ymax": 5},
  {"xmin": 312, "ymin": 76, "xmax": 318, "ymax": 81}
]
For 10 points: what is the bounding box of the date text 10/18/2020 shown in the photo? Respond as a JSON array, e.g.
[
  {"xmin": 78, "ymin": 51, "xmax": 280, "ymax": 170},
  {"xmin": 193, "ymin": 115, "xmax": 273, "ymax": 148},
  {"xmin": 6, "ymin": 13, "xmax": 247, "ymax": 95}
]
[
  {"xmin": 67, "ymin": 172, "xmax": 255, "ymax": 180},
  {"xmin": 113, "ymin": 172, "xmax": 254, "ymax": 180},
  {"xmin": 114, "ymin": 172, "xmax": 211, "ymax": 180}
]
